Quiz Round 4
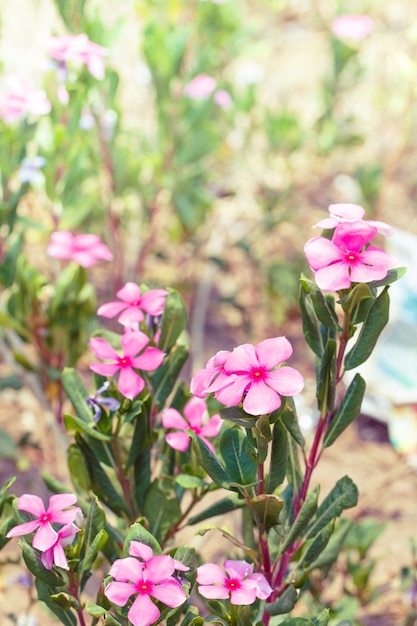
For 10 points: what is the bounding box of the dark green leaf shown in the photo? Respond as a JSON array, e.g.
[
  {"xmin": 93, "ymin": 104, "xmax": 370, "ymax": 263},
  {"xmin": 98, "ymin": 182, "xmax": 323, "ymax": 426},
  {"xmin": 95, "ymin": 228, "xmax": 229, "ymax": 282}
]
[
  {"xmin": 158, "ymin": 289, "xmax": 187, "ymax": 352},
  {"xmin": 299, "ymin": 282, "xmax": 323, "ymax": 357},
  {"xmin": 280, "ymin": 487, "xmax": 319, "ymax": 553},
  {"xmin": 21, "ymin": 541, "xmax": 65, "ymax": 587},
  {"xmin": 250, "ymin": 494, "xmax": 284, "ymax": 531},
  {"xmin": 63, "ymin": 414, "xmax": 112, "ymax": 441},
  {"xmin": 35, "ymin": 581, "xmax": 77, "ymax": 626},
  {"xmin": 189, "ymin": 431, "xmax": 232, "ymax": 488},
  {"xmin": 188, "ymin": 494, "xmax": 243, "ymax": 525},
  {"xmin": 300, "ymin": 277, "xmax": 340, "ymax": 331},
  {"xmin": 312, "ymin": 609, "xmax": 330, "ymax": 626},
  {"xmin": 143, "ymin": 476, "xmax": 182, "ymax": 545},
  {"xmin": 220, "ymin": 428, "xmax": 257, "ymax": 486},
  {"xmin": 306, "ymin": 476, "xmax": 358, "ymax": 540},
  {"xmin": 316, "ymin": 339, "xmax": 337, "ymax": 412},
  {"xmin": 286, "ymin": 435, "xmax": 303, "ymax": 493},
  {"xmin": 265, "ymin": 585, "xmax": 298, "ymax": 615},
  {"xmin": 280, "ymin": 396, "xmax": 305, "ymax": 448},
  {"xmin": 344, "ymin": 287, "xmax": 390, "ymax": 369},
  {"xmin": 339, "ymin": 283, "xmax": 372, "ymax": 313},
  {"xmin": 267, "ymin": 421, "xmax": 288, "ymax": 493},
  {"xmin": 62, "ymin": 368, "xmax": 93, "ymax": 423},
  {"xmin": 301, "ymin": 522, "xmax": 334, "ymax": 568},
  {"xmin": 220, "ymin": 406, "xmax": 257, "ymax": 427},
  {"xmin": 323, "ymin": 374, "xmax": 365, "ymax": 448},
  {"xmin": 124, "ymin": 522, "xmax": 161, "ymax": 555},
  {"xmin": 151, "ymin": 345, "xmax": 189, "ymax": 408},
  {"xmin": 367, "ymin": 266, "xmax": 407, "ymax": 289},
  {"xmin": 276, "ymin": 618, "xmax": 314, "ymax": 625},
  {"xmin": 309, "ymin": 519, "xmax": 352, "ymax": 571}
]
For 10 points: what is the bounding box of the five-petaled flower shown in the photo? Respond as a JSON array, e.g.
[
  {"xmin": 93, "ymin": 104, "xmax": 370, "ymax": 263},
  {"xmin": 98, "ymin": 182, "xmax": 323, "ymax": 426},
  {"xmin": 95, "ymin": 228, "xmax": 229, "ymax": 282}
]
[
  {"xmin": 6, "ymin": 494, "xmax": 80, "ymax": 552},
  {"xmin": 47, "ymin": 231, "xmax": 113, "ymax": 267},
  {"xmin": 41, "ymin": 523, "xmax": 80, "ymax": 571},
  {"xmin": 48, "ymin": 34, "xmax": 108, "ymax": 80},
  {"xmin": 89, "ymin": 332, "xmax": 164, "ymax": 400},
  {"xmin": 199, "ymin": 338, "xmax": 304, "ymax": 416},
  {"xmin": 97, "ymin": 282, "xmax": 168, "ymax": 328},
  {"xmin": 86, "ymin": 381, "xmax": 121, "ymax": 423},
  {"xmin": 161, "ymin": 397, "xmax": 221, "ymax": 454},
  {"xmin": 105, "ymin": 551, "xmax": 187, "ymax": 626},
  {"xmin": 304, "ymin": 221, "xmax": 397, "ymax": 292},
  {"xmin": 0, "ymin": 78, "xmax": 51, "ymax": 123},
  {"xmin": 190, "ymin": 350, "xmax": 235, "ymax": 398},
  {"xmin": 197, "ymin": 560, "xmax": 272, "ymax": 605},
  {"xmin": 314, "ymin": 203, "xmax": 393, "ymax": 237}
]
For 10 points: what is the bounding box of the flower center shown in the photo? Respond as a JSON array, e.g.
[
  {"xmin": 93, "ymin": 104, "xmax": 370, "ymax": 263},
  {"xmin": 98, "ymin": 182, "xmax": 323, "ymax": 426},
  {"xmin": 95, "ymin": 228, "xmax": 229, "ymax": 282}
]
[
  {"xmin": 137, "ymin": 580, "xmax": 152, "ymax": 595},
  {"xmin": 118, "ymin": 355, "xmax": 132, "ymax": 368},
  {"xmin": 225, "ymin": 578, "xmax": 241, "ymax": 591},
  {"xmin": 131, "ymin": 299, "xmax": 142, "ymax": 307},
  {"xmin": 250, "ymin": 367, "xmax": 266, "ymax": 381},
  {"xmin": 40, "ymin": 513, "xmax": 51, "ymax": 524},
  {"xmin": 345, "ymin": 251, "xmax": 358, "ymax": 263}
]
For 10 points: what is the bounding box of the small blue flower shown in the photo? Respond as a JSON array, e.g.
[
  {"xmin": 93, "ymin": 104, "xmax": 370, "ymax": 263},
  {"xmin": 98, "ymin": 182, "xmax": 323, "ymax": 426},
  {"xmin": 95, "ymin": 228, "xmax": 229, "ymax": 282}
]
[
  {"xmin": 18, "ymin": 156, "xmax": 46, "ymax": 184},
  {"xmin": 86, "ymin": 381, "xmax": 120, "ymax": 423}
]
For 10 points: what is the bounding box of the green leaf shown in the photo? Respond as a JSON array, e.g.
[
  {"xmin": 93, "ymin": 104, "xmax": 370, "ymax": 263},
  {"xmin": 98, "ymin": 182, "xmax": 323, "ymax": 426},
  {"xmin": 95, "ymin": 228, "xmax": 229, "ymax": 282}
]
[
  {"xmin": 306, "ymin": 476, "xmax": 358, "ymax": 541},
  {"xmin": 339, "ymin": 283, "xmax": 372, "ymax": 314},
  {"xmin": 308, "ymin": 519, "xmax": 352, "ymax": 571},
  {"xmin": 188, "ymin": 494, "xmax": 243, "ymax": 525},
  {"xmin": 276, "ymin": 618, "xmax": 314, "ymax": 625},
  {"xmin": 35, "ymin": 580, "xmax": 77, "ymax": 626},
  {"xmin": 300, "ymin": 276, "xmax": 340, "ymax": 331},
  {"xmin": 366, "ymin": 266, "xmax": 407, "ymax": 289},
  {"xmin": 250, "ymin": 494, "xmax": 284, "ymax": 530},
  {"xmin": 220, "ymin": 406, "xmax": 257, "ymax": 427},
  {"xmin": 316, "ymin": 338, "xmax": 337, "ymax": 412},
  {"xmin": 323, "ymin": 374, "xmax": 365, "ymax": 448},
  {"xmin": 280, "ymin": 396, "xmax": 305, "ymax": 448},
  {"xmin": 267, "ymin": 420, "xmax": 288, "ymax": 493},
  {"xmin": 151, "ymin": 344, "xmax": 189, "ymax": 408},
  {"xmin": 219, "ymin": 428, "xmax": 257, "ymax": 486},
  {"xmin": 299, "ymin": 282, "xmax": 323, "ymax": 357},
  {"xmin": 143, "ymin": 475, "xmax": 182, "ymax": 545},
  {"xmin": 189, "ymin": 431, "xmax": 232, "ymax": 488},
  {"xmin": 158, "ymin": 289, "xmax": 187, "ymax": 352},
  {"xmin": 344, "ymin": 287, "xmax": 390, "ymax": 369},
  {"xmin": 63, "ymin": 413, "xmax": 112, "ymax": 441},
  {"xmin": 50, "ymin": 592, "xmax": 81, "ymax": 610},
  {"xmin": 175, "ymin": 474, "xmax": 206, "ymax": 489},
  {"xmin": 255, "ymin": 414, "xmax": 272, "ymax": 463},
  {"xmin": 312, "ymin": 609, "xmax": 330, "ymax": 626},
  {"xmin": 62, "ymin": 368, "xmax": 93, "ymax": 423},
  {"xmin": 78, "ymin": 497, "xmax": 107, "ymax": 577},
  {"xmin": 265, "ymin": 585, "xmax": 298, "ymax": 615},
  {"xmin": 300, "ymin": 522, "xmax": 334, "ymax": 569},
  {"xmin": 280, "ymin": 487, "xmax": 319, "ymax": 553},
  {"xmin": 124, "ymin": 522, "xmax": 161, "ymax": 555},
  {"xmin": 20, "ymin": 541, "xmax": 65, "ymax": 587},
  {"xmin": 286, "ymin": 434, "xmax": 303, "ymax": 493}
]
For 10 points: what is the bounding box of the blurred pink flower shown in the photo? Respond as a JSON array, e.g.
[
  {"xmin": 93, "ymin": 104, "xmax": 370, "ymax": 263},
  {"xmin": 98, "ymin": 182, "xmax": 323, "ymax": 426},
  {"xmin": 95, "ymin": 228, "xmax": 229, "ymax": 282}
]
[
  {"xmin": 184, "ymin": 74, "xmax": 217, "ymax": 99},
  {"xmin": 162, "ymin": 397, "xmax": 221, "ymax": 453},
  {"xmin": 47, "ymin": 231, "xmax": 113, "ymax": 267},
  {"xmin": 331, "ymin": 15, "xmax": 374, "ymax": 40},
  {"xmin": 89, "ymin": 332, "xmax": 164, "ymax": 400},
  {"xmin": 304, "ymin": 221, "xmax": 397, "ymax": 291},
  {"xmin": 97, "ymin": 282, "xmax": 168, "ymax": 327},
  {"xmin": 105, "ymin": 552, "xmax": 187, "ymax": 626},
  {"xmin": 48, "ymin": 34, "xmax": 108, "ymax": 80},
  {"xmin": 6, "ymin": 494, "xmax": 80, "ymax": 551},
  {"xmin": 314, "ymin": 203, "xmax": 394, "ymax": 237},
  {"xmin": 205, "ymin": 338, "xmax": 304, "ymax": 416},
  {"xmin": 197, "ymin": 560, "xmax": 272, "ymax": 605},
  {"xmin": 214, "ymin": 89, "xmax": 233, "ymax": 109},
  {"xmin": 190, "ymin": 350, "xmax": 235, "ymax": 398},
  {"xmin": 0, "ymin": 78, "xmax": 51, "ymax": 123},
  {"xmin": 41, "ymin": 523, "xmax": 79, "ymax": 570}
]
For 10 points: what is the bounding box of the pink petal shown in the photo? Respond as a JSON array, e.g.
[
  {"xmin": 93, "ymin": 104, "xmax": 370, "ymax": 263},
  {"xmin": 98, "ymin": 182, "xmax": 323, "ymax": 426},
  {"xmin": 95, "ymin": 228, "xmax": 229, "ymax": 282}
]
[
  {"xmin": 97, "ymin": 301, "xmax": 128, "ymax": 319},
  {"xmin": 50, "ymin": 509, "xmax": 80, "ymax": 525},
  {"xmin": 128, "ymin": 541, "xmax": 153, "ymax": 561},
  {"xmin": 18, "ymin": 494, "xmax": 45, "ymax": 517},
  {"xmin": 72, "ymin": 250, "xmax": 99, "ymax": 268},
  {"xmin": 214, "ymin": 376, "xmax": 249, "ymax": 406},
  {"xmin": 225, "ymin": 344, "xmax": 258, "ymax": 374},
  {"xmin": 161, "ymin": 408, "xmax": 188, "ymax": 431},
  {"xmin": 145, "ymin": 554, "xmax": 175, "ymax": 582},
  {"xmin": 266, "ymin": 367, "xmax": 305, "ymax": 397},
  {"xmin": 105, "ymin": 581, "xmax": 136, "ymax": 607},
  {"xmin": 139, "ymin": 289, "xmax": 168, "ymax": 316},
  {"xmin": 6, "ymin": 520, "xmax": 40, "ymax": 538},
  {"xmin": 200, "ymin": 413, "xmax": 222, "ymax": 438},
  {"xmin": 198, "ymin": 585, "xmax": 230, "ymax": 600},
  {"xmin": 109, "ymin": 556, "xmax": 144, "ymax": 582},
  {"xmin": 314, "ymin": 261, "xmax": 351, "ymax": 291},
  {"xmin": 128, "ymin": 594, "xmax": 160, "ymax": 626},
  {"xmin": 243, "ymin": 381, "xmax": 282, "ymax": 415},
  {"xmin": 33, "ymin": 523, "xmax": 58, "ymax": 551},
  {"xmin": 249, "ymin": 573, "xmax": 273, "ymax": 599},
  {"xmin": 117, "ymin": 368, "xmax": 144, "ymax": 400},
  {"xmin": 255, "ymin": 337, "xmax": 293, "ymax": 370},
  {"xmin": 205, "ymin": 371, "xmax": 236, "ymax": 394},
  {"xmin": 332, "ymin": 221, "xmax": 376, "ymax": 251},
  {"xmin": 360, "ymin": 247, "xmax": 397, "ymax": 270},
  {"xmin": 151, "ymin": 578, "xmax": 186, "ymax": 607},
  {"xmin": 313, "ymin": 217, "xmax": 339, "ymax": 230},
  {"xmin": 165, "ymin": 432, "xmax": 191, "ymax": 452},
  {"xmin": 118, "ymin": 307, "xmax": 145, "ymax": 326},
  {"xmin": 230, "ymin": 584, "xmax": 257, "ymax": 605},
  {"xmin": 52, "ymin": 542, "xmax": 70, "ymax": 570},
  {"xmin": 190, "ymin": 367, "xmax": 215, "ymax": 397},
  {"xmin": 90, "ymin": 362, "xmax": 119, "ymax": 376},
  {"xmin": 197, "ymin": 563, "xmax": 226, "ymax": 585},
  {"xmin": 367, "ymin": 220, "xmax": 394, "ymax": 237},
  {"xmin": 121, "ymin": 331, "xmax": 149, "ymax": 357},
  {"xmin": 116, "ymin": 282, "xmax": 142, "ymax": 303},
  {"xmin": 47, "ymin": 493, "xmax": 77, "ymax": 516},
  {"xmin": 89, "ymin": 337, "xmax": 119, "ymax": 360},
  {"xmin": 304, "ymin": 237, "xmax": 344, "ymax": 270},
  {"xmin": 224, "ymin": 560, "xmax": 253, "ymax": 579},
  {"xmin": 349, "ymin": 261, "xmax": 389, "ymax": 283},
  {"xmin": 328, "ymin": 203, "xmax": 365, "ymax": 220},
  {"xmin": 131, "ymin": 347, "xmax": 164, "ymax": 371},
  {"xmin": 41, "ymin": 547, "xmax": 54, "ymax": 570},
  {"xmin": 183, "ymin": 397, "xmax": 206, "ymax": 429}
]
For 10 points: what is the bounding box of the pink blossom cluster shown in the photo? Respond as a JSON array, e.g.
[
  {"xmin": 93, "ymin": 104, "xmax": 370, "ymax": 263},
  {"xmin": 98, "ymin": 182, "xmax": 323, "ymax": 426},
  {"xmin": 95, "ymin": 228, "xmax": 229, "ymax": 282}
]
[
  {"xmin": 0, "ymin": 78, "xmax": 51, "ymax": 123},
  {"xmin": 191, "ymin": 337, "xmax": 304, "ymax": 416},
  {"xmin": 162, "ymin": 396, "xmax": 221, "ymax": 453},
  {"xmin": 197, "ymin": 559, "xmax": 272, "ymax": 604},
  {"xmin": 48, "ymin": 34, "xmax": 108, "ymax": 80},
  {"xmin": 47, "ymin": 231, "xmax": 113, "ymax": 267},
  {"xmin": 184, "ymin": 73, "xmax": 232, "ymax": 109},
  {"xmin": 104, "ymin": 541, "xmax": 189, "ymax": 626},
  {"xmin": 304, "ymin": 203, "xmax": 396, "ymax": 291},
  {"xmin": 6, "ymin": 494, "xmax": 80, "ymax": 570}
]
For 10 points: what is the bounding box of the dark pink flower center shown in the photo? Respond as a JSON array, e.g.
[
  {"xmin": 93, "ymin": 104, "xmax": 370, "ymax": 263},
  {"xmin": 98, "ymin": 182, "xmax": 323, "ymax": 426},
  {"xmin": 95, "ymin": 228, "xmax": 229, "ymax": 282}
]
[
  {"xmin": 345, "ymin": 251, "xmax": 358, "ymax": 264},
  {"xmin": 136, "ymin": 580, "xmax": 153, "ymax": 595},
  {"xmin": 130, "ymin": 299, "xmax": 142, "ymax": 307},
  {"xmin": 250, "ymin": 367, "xmax": 266, "ymax": 381},
  {"xmin": 118, "ymin": 355, "xmax": 132, "ymax": 368},
  {"xmin": 40, "ymin": 513, "xmax": 51, "ymax": 524},
  {"xmin": 225, "ymin": 578, "xmax": 241, "ymax": 591},
  {"xmin": 191, "ymin": 425, "xmax": 201, "ymax": 435}
]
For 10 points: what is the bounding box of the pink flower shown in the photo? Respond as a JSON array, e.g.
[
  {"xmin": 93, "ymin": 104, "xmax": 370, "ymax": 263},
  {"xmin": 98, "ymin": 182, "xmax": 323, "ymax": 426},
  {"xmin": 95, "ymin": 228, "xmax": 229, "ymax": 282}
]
[
  {"xmin": 161, "ymin": 397, "xmax": 221, "ymax": 453},
  {"xmin": 304, "ymin": 221, "xmax": 397, "ymax": 292},
  {"xmin": 184, "ymin": 74, "xmax": 217, "ymax": 100},
  {"xmin": 89, "ymin": 332, "xmax": 164, "ymax": 400},
  {"xmin": 47, "ymin": 231, "xmax": 113, "ymax": 267},
  {"xmin": 0, "ymin": 78, "xmax": 51, "ymax": 123},
  {"xmin": 197, "ymin": 560, "xmax": 272, "ymax": 605},
  {"xmin": 190, "ymin": 350, "xmax": 235, "ymax": 398},
  {"xmin": 125, "ymin": 540, "xmax": 190, "ymax": 573},
  {"xmin": 6, "ymin": 494, "xmax": 80, "ymax": 551},
  {"xmin": 105, "ymin": 553, "xmax": 187, "ymax": 626},
  {"xmin": 331, "ymin": 15, "xmax": 374, "ymax": 41},
  {"xmin": 205, "ymin": 338, "xmax": 304, "ymax": 416},
  {"xmin": 97, "ymin": 282, "xmax": 168, "ymax": 327},
  {"xmin": 214, "ymin": 89, "xmax": 233, "ymax": 109},
  {"xmin": 41, "ymin": 523, "xmax": 80, "ymax": 570},
  {"xmin": 314, "ymin": 203, "xmax": 393, "ymax": 237},
  {"xmin": 48, "ymin": 34, "xmax": 108, "ymax": 80}
]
